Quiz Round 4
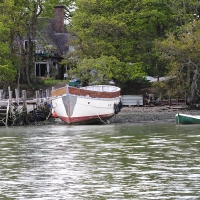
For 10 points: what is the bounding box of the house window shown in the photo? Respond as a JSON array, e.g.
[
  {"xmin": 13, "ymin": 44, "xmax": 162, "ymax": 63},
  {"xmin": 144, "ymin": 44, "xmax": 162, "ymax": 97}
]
[
  {"xmin": 36, "ymin": 63, "xmax": 47, "ymax": 77},
  {"xmin": 24, "ymin": 40, "xmax": 28, "ymax": 49}
]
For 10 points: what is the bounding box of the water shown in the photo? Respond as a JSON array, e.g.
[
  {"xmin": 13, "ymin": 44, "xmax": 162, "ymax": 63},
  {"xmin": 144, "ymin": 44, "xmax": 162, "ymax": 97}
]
[{"xmin": 0, "ymin": 123, "xmax": 200, "ymax": 199}]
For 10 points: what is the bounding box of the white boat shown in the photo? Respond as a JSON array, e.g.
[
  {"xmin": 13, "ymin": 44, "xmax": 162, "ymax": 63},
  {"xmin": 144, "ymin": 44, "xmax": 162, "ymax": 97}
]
[{"xmin": 51, "ymin": 85, "xmax": 122, "ymax": 124}]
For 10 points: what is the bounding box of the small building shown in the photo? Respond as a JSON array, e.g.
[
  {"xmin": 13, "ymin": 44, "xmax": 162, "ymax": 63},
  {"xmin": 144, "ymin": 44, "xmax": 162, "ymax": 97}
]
[
  {"xmin": 24, "ymin": 5, "xmax": 69, "ymax": 79},
  {"xmin": 121, "ymin": 95, "xmax": 143, "ymax": 106}
]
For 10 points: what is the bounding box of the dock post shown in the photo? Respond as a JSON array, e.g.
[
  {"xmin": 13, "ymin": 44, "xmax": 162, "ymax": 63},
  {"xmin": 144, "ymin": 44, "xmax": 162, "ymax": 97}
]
[
  {"xmin": 22, "ymin": 90, "xmax": 27, "ymax": 108},
  {"xmin": 44, "ymin": 89, "xmax": 52, "ymax": 119},
  {"xmin": 22, "ymin": 90, "xmax": 28, "ymax": 125},
  {"xmin": 9, "ymin": 90, "xmax": 13, "ymax": 117},
  {"xmin": 8, "ymin": 86, "xmax": 11, "ymax": 94},
  {"xmin": 39, "ymin": 89, "xmax": 43, "ymax": 104},
  {"xmin": 15, "ymin": 88, "xmax": 19, "ymax": 112},
  {"xmin": 0, "ymin": 90, "xmax": 3, "ymax": 100},
  {"xmin": 36, "ymin": 90, "xmax": 40, "ymax": 107},
  {"xmin": 46, "ymin": 89, "xmax": 50, "ymax": 103}
]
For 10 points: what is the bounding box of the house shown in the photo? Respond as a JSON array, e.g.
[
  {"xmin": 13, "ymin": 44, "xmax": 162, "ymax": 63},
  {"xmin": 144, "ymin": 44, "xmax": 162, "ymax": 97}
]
[{"xmin": 30, "ymin": 5, "xmax": 69, "ymax": 79}]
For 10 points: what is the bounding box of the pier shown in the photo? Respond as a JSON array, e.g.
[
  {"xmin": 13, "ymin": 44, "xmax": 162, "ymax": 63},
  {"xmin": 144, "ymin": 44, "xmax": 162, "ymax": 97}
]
[{"xmin": 0, "ymin": 87, "xmax": 52, "ymax": 126}]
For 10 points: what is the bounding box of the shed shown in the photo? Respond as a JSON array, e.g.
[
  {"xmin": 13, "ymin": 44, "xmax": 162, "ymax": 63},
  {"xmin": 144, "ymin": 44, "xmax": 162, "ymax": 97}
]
[{"xmin": 121, "ymin": 95, "xmax": 143, "ymax": 106}]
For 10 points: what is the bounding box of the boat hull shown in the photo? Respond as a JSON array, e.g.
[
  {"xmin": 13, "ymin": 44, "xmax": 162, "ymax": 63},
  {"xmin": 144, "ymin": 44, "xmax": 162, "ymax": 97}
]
[
  {"xmin": 175, "ymin": 113, "xmax": 200, "ymax": 124},
  {"xmin": 51, "ymin": 85, "xmax": 121, "ymax": 125}
]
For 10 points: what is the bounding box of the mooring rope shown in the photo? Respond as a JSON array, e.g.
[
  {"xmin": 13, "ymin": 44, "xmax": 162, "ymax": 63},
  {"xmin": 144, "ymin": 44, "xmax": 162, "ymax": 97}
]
[
  {"xmin": 0, "ymin": 117, "xmax": 6, "ymax": 126},
  {"xmin": 97, "ymin": 114, "xmax": 107, "ymax": 125}
]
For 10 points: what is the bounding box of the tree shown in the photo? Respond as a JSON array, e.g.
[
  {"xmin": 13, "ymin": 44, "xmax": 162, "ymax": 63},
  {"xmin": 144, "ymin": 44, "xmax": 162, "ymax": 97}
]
[
  {"xmin": 0, "ymin": 0, "xmax": 18, "ymax": 89},
  {"xmin": 64, "ymin": 0, "xmax": 174, "ymax": 85},
  {"xmin": 68, "ymin": 55, "xmax": 145, "ymax": 86},
  {"xmin": 155, "ymin": 20, "xmax": 200, "ymax": 105},
  {"xmin": 0, "ymin": 0, "xmax": 74, "ymax": 89},
  {"xmin": 0, "ymin": 22, "xmax": 16, "ymax": 82},
  {"xmin": 164, "ymin": 0, "xmax": 200, "ymax": 26}
]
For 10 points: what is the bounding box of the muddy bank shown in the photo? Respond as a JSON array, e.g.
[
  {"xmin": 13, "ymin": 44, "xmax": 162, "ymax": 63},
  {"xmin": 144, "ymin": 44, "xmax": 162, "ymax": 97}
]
[
  {"xmin": 31, "ymin": 106, "xmax": 200, "ymax": 125},
  {"xmin": 110, "ymin": 106, "xmax": 200, "ymax": 124}
]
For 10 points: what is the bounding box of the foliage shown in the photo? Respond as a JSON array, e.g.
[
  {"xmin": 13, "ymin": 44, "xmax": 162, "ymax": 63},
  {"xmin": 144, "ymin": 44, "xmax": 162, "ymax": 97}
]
[
  {"xmin": 44, "ymin": 78, "xmax": 68, "ymax": 85},
  {"xmin": 67, "ymin": 55, "xmax": 146, "ymax": 86},
  {"xmin": 1, "ymin": 0, "xmax": 200, "ymax": 99},
  {"xmin": 0, "ymin": 0, "xmax": 74, "ymax": 89},
  {"xmin": 65, "ymin": 0, "xmax": 175, "ymax": 84},
  {"xmin": 163, "ymin": 0, "xmax": 200, "ymax": 26},
  {"xmin": 0, "ymin": 20, "xmax": 16, "ymax": 83},
  {"xmin": 155, "ymin": 20, "xmax": 200, "ymax": 105}
]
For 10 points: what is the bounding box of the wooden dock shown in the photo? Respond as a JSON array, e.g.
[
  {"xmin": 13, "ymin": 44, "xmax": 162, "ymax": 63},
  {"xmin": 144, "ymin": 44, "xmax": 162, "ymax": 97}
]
[
  {"xmin": 0, "ymin": 100, "xmax": 9, "ymax": 126},
  {"xmin": 0, "ymin": 87, "xmax": 52, "ymax": 126}
]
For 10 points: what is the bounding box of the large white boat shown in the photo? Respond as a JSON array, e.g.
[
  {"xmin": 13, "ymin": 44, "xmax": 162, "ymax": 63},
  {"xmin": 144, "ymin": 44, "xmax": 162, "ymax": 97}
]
[{"xmin": 51, "ymin": 85, "xmax": 122, "ymax": 124}]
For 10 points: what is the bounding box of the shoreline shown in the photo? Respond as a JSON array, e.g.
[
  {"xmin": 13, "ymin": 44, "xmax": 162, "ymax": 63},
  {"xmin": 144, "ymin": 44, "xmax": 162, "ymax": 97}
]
[
  {"xmin": 46, "ymin": 106, "xmax": 200, "ymax": 125},
  {"xmin": 110, "ymin": 106, "xmax": 200, "ymax": 124}
]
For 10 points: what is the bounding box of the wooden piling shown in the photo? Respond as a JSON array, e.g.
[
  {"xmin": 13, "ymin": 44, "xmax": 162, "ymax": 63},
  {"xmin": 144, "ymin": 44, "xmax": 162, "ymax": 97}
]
[
  {"xmin": 9, "ymin": 90, "xmax": 13, "ymax": 117},
  {"xmin": 36, "ymin": 90, "xmax": 40, "ymax": 106},
  {"xmin": 15, "ymin": 88, "xmax": 19, "ymax": 112},
  {"xmin": 46, "ymin": 89, "xmax": 50, "ymax": 104},
  {"xmin": 0, "ymin": 90, "xmax": 3, "ymax": 100},
  {"xmin": 39, "ymin": 89, "xmax": 43, "ymax": 104},
  {"xmin": 21, "ymin": 90, "xmax": 28, "ymax": 125}
]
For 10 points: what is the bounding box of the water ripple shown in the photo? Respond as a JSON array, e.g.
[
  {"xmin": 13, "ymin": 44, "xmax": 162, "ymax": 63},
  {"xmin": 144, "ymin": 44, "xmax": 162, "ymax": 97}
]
[{"xmin": 0, "ymin": 124, "xmax": 200, "ymax": 199}]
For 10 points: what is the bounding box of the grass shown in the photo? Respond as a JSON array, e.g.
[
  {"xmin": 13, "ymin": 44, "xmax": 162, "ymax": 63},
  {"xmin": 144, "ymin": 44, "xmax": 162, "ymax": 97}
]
[{"xmin": 44, "ymin": 78, "xmax": 68, "ymax": 85}]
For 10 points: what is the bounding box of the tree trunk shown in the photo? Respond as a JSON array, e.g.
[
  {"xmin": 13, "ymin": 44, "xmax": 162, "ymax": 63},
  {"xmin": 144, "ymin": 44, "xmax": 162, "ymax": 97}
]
[
  {"xmin": 26, "ymin": 64, "xmax": 33, "ymax": 88},
  {"xmin": 17, "ymin": 65, "xmax": 20, "ymax": 92},
  {"xmin": 187, "ymin": 67, "xmax": 199, "ymax": 106}
]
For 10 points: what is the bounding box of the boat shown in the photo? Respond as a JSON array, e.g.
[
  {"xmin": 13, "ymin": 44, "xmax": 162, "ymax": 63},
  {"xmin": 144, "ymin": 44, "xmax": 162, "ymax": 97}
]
[
  {"xmin": 175, "ymin": 113, "xmax": 200, "ymax": 124},
  {"xmin": 51, "ymin": 85, "xmax": 122, "ymax": 125}
]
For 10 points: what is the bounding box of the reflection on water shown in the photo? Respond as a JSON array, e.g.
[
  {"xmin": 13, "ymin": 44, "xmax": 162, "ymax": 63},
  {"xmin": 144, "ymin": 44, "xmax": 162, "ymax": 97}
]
[{"xmin": 0, "ymin": 123, "xmax": 200, "ymax": 199}]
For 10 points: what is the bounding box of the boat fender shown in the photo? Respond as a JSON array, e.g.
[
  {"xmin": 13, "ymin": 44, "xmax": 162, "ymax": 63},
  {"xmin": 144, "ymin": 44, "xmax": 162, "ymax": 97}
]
[
  {"xmin": 47, "ymin": 103, "xmax": 51, "ymax": 108},
  {"xmin": 35, "ymin": 110, "xmax": 45, "ymax": 121},
  {"xmin": 114, "ymin": 103, "xmax": 119, "ymax": 114},
  {"xmin": 118, "ymin": 101, "xmax": 123, "ymax": 111},
  {"xmin": 52, "ymin": 112, "xmax": 57, "ymax": 118}
]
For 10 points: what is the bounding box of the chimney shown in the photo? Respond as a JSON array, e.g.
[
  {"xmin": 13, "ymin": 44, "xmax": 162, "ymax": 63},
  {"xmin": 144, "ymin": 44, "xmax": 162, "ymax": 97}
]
[{"xmin": 54, "ymin": 5, "xmax": 65, "ymax": 33}]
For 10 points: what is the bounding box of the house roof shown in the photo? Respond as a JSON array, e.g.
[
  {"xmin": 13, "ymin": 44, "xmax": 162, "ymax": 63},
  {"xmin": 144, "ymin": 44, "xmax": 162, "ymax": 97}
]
[{"xmin": 36, "ymin": 17, "xmax": 69, "ymax": 57}]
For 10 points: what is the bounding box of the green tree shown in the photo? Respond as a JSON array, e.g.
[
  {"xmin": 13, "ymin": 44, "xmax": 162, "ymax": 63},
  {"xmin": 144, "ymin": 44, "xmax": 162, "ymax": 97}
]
[
  {"xmin": 0, "ymin": 0, "xmax": 74, "ymax": 89},
  {"xmin": 0, "ymin": 22, "xmax": 16, "ymax": 82},
  {"xmin": 0, "ymin": 0, "xmax": 18, "ymax": 89},
  {"xmin": 164, "ymin": 0, "xmax": 200, "ymax": 26},
  {"xmin": 65, "ymin": 0, "xmax": 174, "ymax": 85},
  {"xmin": 69, "ymin": 55, "xmax": 145, "ymax": 86},
  {"xmin": 155, "ymin": 20, "xmax": 200, "ymax": 105},
  {"xmin": 153, "ymin": 0, "xmax": 200, "ymax": 105}
]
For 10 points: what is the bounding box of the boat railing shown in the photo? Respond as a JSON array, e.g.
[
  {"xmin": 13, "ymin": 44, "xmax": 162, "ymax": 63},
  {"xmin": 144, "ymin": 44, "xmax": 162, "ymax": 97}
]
[{"xmin": 80, "ymin": 85, "xmax": 120, "ymax": 92}]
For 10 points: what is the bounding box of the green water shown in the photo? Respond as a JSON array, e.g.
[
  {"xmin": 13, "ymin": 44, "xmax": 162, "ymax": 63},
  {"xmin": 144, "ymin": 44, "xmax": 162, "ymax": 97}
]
[{"xmin": 0, "ymin": 123, "xmax": 200, "ymax": 199}]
